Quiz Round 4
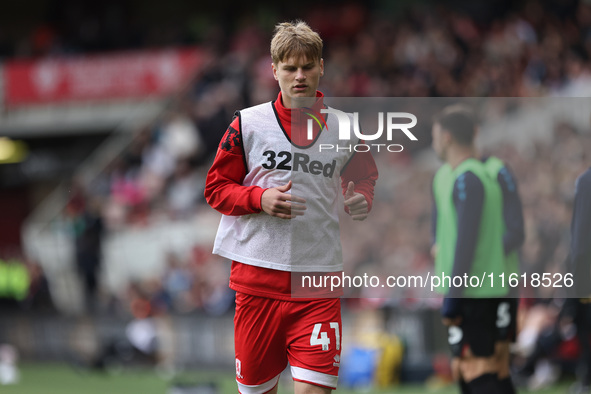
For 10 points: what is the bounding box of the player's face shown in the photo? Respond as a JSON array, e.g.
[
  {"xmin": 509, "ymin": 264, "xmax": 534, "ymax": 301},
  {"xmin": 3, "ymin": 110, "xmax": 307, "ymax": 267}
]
[
  {"xmin": 272, "ymin": 55, "xmax": 324, "ymax": 108},
  {"xmin": 432, "ymin": 122, "xmax": 448, "ymax": 161}
]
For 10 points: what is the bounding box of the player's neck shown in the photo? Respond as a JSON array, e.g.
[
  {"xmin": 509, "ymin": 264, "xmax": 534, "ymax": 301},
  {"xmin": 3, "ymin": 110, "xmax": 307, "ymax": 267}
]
[
  {"xmin": 447, "ymin": 147, "xmax": 476, "ymax": 169},
  {"xmin": 279, "ymin": 91, "xmax": 322, "ymax": 109}
]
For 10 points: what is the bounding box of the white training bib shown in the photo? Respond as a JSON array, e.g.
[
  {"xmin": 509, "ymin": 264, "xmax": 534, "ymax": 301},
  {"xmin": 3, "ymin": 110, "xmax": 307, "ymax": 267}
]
[{"xmin": 213, "ymin": 101, "xmax": 356, "ymax": 272}]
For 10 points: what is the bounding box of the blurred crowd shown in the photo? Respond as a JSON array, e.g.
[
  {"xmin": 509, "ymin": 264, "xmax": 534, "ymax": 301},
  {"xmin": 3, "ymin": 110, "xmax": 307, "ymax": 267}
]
[
  {"xmin": 4, "ymin": 0, "xmax": 588, "ymax": 316},
  {"xmin": 4, "ymin": 0, "xmax": 591, "ymax": 98}
]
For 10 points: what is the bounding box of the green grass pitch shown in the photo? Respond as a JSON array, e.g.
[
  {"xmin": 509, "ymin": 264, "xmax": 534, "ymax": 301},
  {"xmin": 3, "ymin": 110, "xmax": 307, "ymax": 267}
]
[{"xmin": 0, "ymin": 363, "xmax": 574, "ymax": 393}]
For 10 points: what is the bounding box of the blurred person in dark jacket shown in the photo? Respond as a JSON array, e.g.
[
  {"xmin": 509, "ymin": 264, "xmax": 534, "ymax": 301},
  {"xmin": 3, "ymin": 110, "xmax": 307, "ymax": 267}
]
[{"xmin": 70, "ymin": 195, "xmax": 104, "ymax": 314}]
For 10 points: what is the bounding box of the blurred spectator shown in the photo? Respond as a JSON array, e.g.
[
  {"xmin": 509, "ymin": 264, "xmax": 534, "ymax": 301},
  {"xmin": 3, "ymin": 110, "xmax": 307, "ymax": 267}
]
[
  {"xmin": 67, "ymin": 189, "xmax": 105, "ymax": 314},
  {"xmin": 21, "ymin": 260, "xmax": 55, "ymax": 314}
]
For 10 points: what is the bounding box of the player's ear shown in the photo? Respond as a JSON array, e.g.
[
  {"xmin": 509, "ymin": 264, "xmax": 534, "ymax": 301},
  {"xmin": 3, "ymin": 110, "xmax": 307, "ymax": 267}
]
[
  {"xmin": 442, "ymin": 130, "xmax": 452, "ymax": 146},
  {"xmin": 272, "ymin": 62, "xmax": 278, "ymax": 80},
  {"xmin": 320, "ymin": 58, "xmax": 324, "ymax": 76}
]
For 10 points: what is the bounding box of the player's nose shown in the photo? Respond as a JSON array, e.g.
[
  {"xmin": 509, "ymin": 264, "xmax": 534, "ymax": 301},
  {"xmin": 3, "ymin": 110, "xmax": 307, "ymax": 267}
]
[{"xmin": 295, "ymin": 69, "xmax": 306, "ymax": 81}]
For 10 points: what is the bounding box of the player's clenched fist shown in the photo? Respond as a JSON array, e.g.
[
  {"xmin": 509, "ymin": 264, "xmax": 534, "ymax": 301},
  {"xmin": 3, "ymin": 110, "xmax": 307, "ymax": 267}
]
[
  {"xmin": 261, "ymin": 180, "xmax": 307, "ymax": 219},
  {"xmin": 344, "ymin": 181, "xmax": 369, "ymax": 221}
]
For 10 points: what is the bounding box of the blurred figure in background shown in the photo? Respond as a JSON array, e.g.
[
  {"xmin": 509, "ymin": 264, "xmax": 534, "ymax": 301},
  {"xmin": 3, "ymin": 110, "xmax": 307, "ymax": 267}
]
[
  {"xmin": 68, "ymin": 186, "xmax": 105, "ymax": 314},
  {"xmin": 432, "ymin": 105, "xmax": 508, "ymax": 393},
  {"xmin": 564, "ymin": 166, "xmax": 591, "ymax": 394}
]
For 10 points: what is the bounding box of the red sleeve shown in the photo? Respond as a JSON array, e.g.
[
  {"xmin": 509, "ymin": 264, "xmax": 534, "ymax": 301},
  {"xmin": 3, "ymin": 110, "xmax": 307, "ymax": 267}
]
[
  {"xmin": 341, "ymin": 150, "xmax": 378, "ymax": 212},
  {"xmin": 204, "ymin": 117, "xmax": 266, "ymax": 216}
]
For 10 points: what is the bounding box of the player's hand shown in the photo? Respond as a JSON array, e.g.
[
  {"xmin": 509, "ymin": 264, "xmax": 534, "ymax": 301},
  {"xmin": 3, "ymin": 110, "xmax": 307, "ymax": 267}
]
[
  {"xmin": 261, "ymin": 181, "xmax": 306, "ymax": 219},
  {"xmin": 431, "ymin": 244, "xmax": 438, "ymax": 259},
  {"xmin": 344, "ymin": 181, "xmax": 369, "ymax": 221},
  {"xmin": 442, "ymin": 316, "xmax": 462, "ymax": 327},
  {"xmin": 450, "ymin": 357, "xmax": 462, "ymax": 381}
]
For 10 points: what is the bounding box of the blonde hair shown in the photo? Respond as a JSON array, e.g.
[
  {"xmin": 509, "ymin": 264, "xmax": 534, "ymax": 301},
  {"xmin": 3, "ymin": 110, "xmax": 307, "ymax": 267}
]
[{"xmin": 270, "ymin": 20, "xmax": 323, "ymax": 64}]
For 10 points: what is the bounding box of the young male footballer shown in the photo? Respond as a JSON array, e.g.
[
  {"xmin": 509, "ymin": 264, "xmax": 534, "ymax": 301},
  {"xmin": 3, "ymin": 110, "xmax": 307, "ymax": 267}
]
[
  {"xmin": 205, "ymin": 21, "xmax": 378, "ymax": 394},
  {"xmin": 432, "ymin": 152, "xmax": 525, "ymax": 393},
  {"xmin": 431, "ymin": 105, "xmax": 508, "ymax": 393}
]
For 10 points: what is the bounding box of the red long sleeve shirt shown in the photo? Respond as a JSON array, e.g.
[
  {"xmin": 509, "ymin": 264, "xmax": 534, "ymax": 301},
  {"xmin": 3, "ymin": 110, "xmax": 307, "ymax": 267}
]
[{"xmin": 205, "ymin": 91, "xmax": 378, "ymax": 300}]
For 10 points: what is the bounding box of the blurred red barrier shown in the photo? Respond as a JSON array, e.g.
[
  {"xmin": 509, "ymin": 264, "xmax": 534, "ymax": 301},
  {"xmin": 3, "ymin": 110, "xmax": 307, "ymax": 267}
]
[{"xmin": 4, "ymin": 48, "xmax": 204, "ymax": 106}]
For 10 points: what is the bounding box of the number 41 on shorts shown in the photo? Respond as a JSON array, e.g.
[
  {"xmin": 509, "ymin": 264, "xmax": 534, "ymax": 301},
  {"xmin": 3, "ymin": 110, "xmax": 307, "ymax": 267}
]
[{"xmin": 310, "ymin": 322, "xmax": 340, "ymax": 351}]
